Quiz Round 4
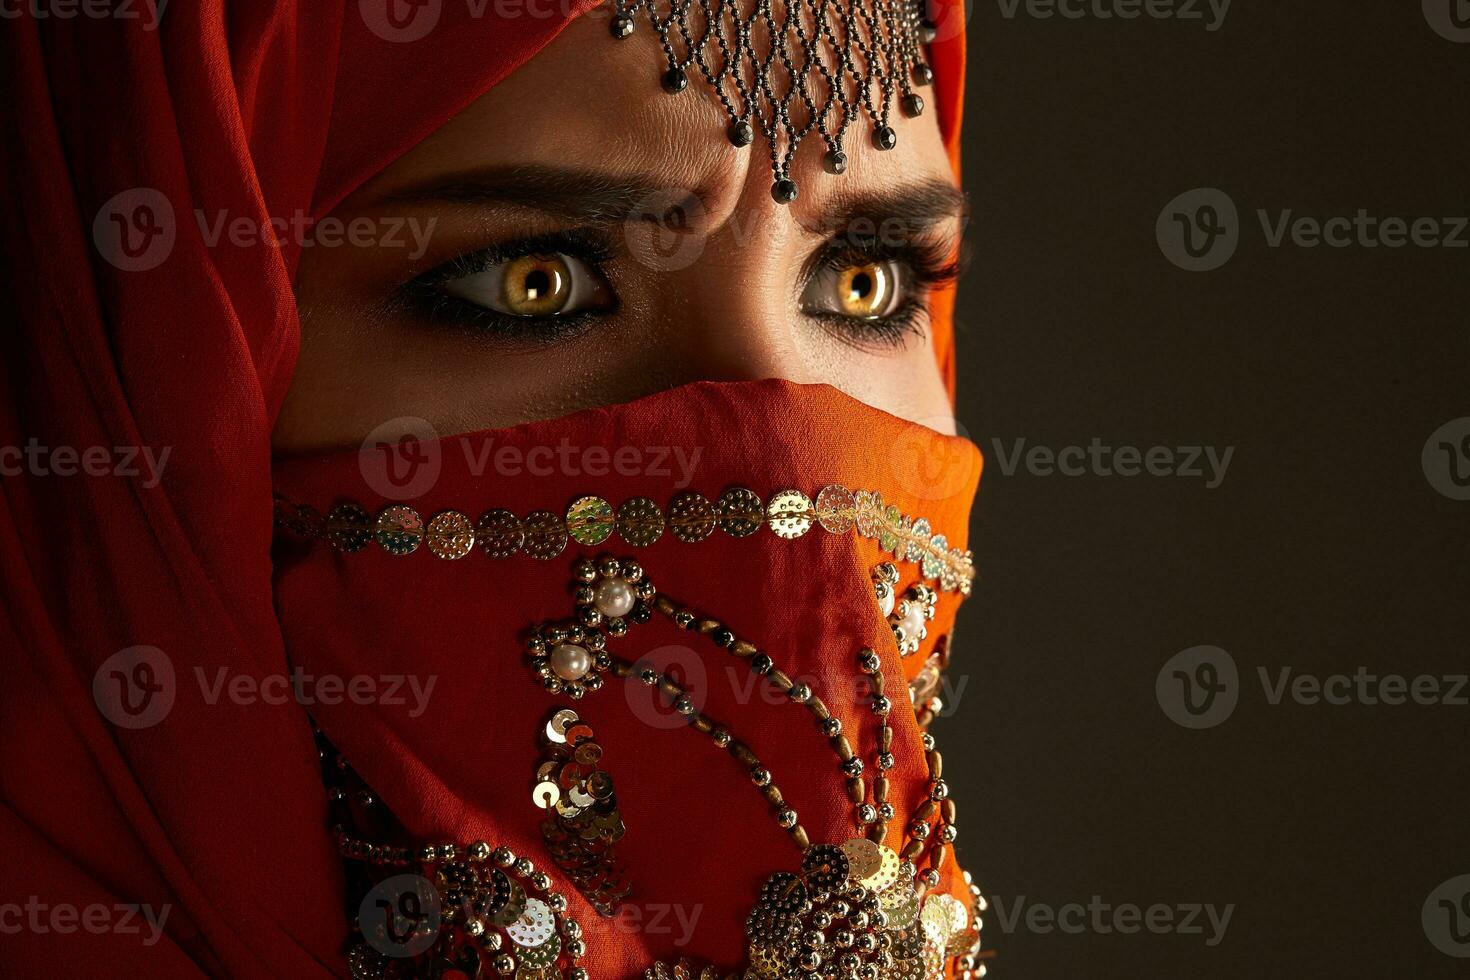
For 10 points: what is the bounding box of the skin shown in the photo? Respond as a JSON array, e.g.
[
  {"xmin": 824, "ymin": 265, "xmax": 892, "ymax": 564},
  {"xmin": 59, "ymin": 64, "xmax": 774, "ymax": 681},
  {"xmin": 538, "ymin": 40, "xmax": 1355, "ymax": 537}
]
[{"xmin": 274, "ymin": 15, "xmax": 965, "ymax": 453}]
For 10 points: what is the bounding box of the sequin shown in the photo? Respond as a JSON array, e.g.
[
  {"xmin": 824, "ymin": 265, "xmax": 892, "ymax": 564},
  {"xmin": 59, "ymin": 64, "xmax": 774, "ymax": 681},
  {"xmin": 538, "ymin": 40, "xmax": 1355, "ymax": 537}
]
[
  {"xmin": 922, "ymin": 533, "xmax": 947, "ymax": 580},
  {"xmin": 815, "ymin": 484, "xmax": 855, "ymax": 534},
  {"xmin": 506, "ymin": 897, "xmax": 556, "ymax": 947},
  {"xmin": 766, "ymin": 489, "xmax": 814, "ymax": 539},
  {"xmin": 326, "ymin": 502, "xmax": 372, "ymax": 553},
  {"xmin": 490, "ymin": 881, "xmax": 527, "ymax": 928},
  {"xmin": 718, "ymin": 487, "xmax": 764, "ymax": 537},
  {"xmin": 566, "ymin": 496, "xmax": 615, "ymax": 546},
  {"xmin": 800, "ymin": 843, "xmax": 850, "ymax": 891},
  {"xmin": 878, "ymin": 504, "xmax": 904, "ymax": 554},
  {"xmin": 545, "ymin": 708, "xmax": 579, "ymax": 743},
  {"xmin": 855, "ymin": 490, "xmax": 881, "ymax": 538},
  {"xmin": 669, "ymin": 491, "xmax": 717, "ymax": 542},
  {"xmin": 617, "ymin": 497, "xmax": 665, "ymax": 547},
  {"xmin": 906, "ymin": 518, "xmax": 931, "ymax": 564},
  {"xmin": 522, "ymin": 511, "xmax": 568, "ymax": 560},
  {"xmin": 840, "ymin": 837, "xmax": 882, "ymax": 880},
  {"xmin": 517, "ymin": 931, "xmax": 562, "ymax": 968},
  {"xmin": 532, "ymin": 781, "xmax": 561, "ymax": 809},
  {"xmin": 426, "ymin": 510, "xmax": 475, "ymax": 560},
  {"xmin": 374, "ymin": 504, "xmax": 422, "ymax": 556},
  {"xmin": 919, "ymin": 895, "xmax": 952, "ymax": 944},
  {"xmin": 477, "ymin": 509, "xmax": 524, "ymax": 558}
]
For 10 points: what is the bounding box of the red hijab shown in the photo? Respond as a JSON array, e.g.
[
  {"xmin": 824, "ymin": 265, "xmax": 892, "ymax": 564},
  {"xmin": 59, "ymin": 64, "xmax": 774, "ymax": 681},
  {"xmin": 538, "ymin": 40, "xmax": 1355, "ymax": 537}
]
[{"xmin": 0, "ymin": 4, "xmax": 968, "ymax": 976}]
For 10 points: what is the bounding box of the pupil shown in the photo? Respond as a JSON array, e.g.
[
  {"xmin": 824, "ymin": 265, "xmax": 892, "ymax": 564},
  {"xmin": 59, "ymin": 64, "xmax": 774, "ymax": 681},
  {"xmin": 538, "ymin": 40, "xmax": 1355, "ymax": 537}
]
[
  {"xmin": 524, "ymin": 268, "xmax": 552, "ymax": 301},
  {"xmin": 850, "ymin": 271, "xmax": 873, "ymax": 299}
]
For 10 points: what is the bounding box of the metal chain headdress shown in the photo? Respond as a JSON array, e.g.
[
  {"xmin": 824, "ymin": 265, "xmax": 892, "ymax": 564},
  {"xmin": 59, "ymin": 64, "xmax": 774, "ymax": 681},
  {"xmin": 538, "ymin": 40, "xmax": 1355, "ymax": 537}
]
[{"xmin": 609, "ymin": 0, "xmax": 939, "ymax": 203}]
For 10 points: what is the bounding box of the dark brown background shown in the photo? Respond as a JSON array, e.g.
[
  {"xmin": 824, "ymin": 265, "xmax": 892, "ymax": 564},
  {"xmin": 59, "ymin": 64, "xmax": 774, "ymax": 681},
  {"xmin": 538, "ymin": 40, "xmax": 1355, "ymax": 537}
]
[{"xmin": 942, "ymin": 2, "xmax": 1470, "ymax": 977}]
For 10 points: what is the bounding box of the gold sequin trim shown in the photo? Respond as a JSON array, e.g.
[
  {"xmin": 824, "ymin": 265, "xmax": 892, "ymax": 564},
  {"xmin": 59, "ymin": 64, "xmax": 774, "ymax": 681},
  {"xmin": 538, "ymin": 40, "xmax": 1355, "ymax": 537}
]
[{"xmin": 275, "ymin": 484, "xmax": 975, "ymax": 593}]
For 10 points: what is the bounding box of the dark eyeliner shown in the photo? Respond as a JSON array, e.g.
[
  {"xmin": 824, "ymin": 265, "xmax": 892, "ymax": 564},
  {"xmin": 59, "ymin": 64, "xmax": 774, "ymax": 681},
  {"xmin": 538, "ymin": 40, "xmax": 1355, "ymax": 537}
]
[
  {"xmin": 391, "ymin": 228, "xmax": 618, "ymax": 340},
  {"xmin": 802, "ymin": 234, "xmax": 962, "ymax": 349}
]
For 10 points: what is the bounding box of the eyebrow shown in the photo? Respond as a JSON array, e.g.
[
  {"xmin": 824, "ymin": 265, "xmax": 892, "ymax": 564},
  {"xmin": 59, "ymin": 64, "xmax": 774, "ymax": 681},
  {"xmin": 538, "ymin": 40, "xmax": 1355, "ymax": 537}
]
[{"xmin": 372, "ymin": 163, "xmax": 967, "ymax": 236}]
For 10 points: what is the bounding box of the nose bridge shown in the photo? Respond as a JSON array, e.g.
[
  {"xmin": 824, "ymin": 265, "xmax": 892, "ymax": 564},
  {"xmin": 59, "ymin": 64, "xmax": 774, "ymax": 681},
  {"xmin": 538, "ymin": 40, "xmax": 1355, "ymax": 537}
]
[{"xmin": 656, "ymin": 210, "xmax": 823, "ymax": 386}]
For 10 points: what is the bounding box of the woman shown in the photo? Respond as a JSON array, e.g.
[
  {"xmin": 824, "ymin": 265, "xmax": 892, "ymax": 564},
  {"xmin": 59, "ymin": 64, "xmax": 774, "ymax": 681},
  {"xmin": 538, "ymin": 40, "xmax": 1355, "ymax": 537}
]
[{"xmin": 1, "ymin": 2, "xmax": 984, "ymax": 977}]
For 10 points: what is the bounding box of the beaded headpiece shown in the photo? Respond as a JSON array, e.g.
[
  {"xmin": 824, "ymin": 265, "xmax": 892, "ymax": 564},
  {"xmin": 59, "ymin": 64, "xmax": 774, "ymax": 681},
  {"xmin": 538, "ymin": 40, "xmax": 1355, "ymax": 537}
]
[{"xmin": 608, "ymin": 0, "xmax": 939, "ymax": 203}]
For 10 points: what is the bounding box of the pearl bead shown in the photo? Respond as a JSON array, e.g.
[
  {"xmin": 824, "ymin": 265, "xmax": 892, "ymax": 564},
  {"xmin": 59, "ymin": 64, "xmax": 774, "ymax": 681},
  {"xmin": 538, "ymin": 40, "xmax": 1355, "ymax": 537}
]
[
  {"xmin": 593, "ymin": 578, "xmax": 635, "ymax": 617},
  {"xmin": 877, "ymin": 584, "xmax": 896, "ymax": 618},
  {"xmin": 550, "ymin": 643, "xmax": 591, "ymax": 681},
  {"xmin": 901, "ymin": 602, "xmax": 925, "ymax": 642}
]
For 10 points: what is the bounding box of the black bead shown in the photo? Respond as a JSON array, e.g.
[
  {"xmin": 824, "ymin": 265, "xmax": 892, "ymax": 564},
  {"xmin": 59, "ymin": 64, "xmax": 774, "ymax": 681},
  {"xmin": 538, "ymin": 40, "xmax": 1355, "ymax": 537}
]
[
  {"xmin": 752, "ymin": 654, "xmax": 774, "ymax": 675},
  {"xmin": 729, "ymin": 120, "xmax": 755, "ymax": 147},
  {"xmin": 771, "ymin": 178, "xmax": 799, "ymax": 204},
  {"xmin": 872, "ymin": 126, "xmax": 897, "ymax": 151},
  {"xmin": 822, "ymin": 149, "xmax": 848, "ymax": 175},
  {"xmin": 919, "ymin": 19, "xmax": 938, "ymax": 44},
  {"xmin": 712, "ymin": 626, "xmax": 735, "ymax": 648},
  {"xmin": 913, "ymin": 63, "xmax": 934, "ymax": 86},
  {"xmin": 662, "ymin": 67, "xmax": 688, "ymax": 93},
  {"xmin": 610, "ymin": 13, "xmax": 635, "ymax": 38},
  {"xmin": 901, "ymin": 93, "xmax": 924, "ymax": 117}
]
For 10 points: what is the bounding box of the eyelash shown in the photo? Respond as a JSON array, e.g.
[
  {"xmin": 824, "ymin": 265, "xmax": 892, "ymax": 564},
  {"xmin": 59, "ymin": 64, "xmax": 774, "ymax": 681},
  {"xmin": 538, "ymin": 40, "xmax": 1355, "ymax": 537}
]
[
  {"xmin": 394, "ymin": 229, "xmax": 618, "ymax": 343},
  {"xmin": 806, "ymin": 238, "xmax": 960, "ymax": 349},
  {"xmin": 394, "ymin": 228, "xmax": 959, "ymax": 350}
]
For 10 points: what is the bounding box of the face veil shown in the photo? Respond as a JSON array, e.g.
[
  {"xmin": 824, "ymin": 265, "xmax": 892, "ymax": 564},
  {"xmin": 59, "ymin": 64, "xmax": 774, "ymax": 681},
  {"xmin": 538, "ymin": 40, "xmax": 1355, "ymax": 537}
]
[
  {"xmin": 270, "ymin": 378, "xmax": 985, "ymax": 977},
  {"xmin": 0, "ymin": 2, "xmax": 970, "ymax": 977}
]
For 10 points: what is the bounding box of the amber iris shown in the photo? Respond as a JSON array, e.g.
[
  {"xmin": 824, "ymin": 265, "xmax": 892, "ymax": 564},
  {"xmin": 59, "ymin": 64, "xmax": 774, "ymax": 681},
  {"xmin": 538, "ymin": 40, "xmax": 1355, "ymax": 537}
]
[
  {"xmin": 502, "ymin": 254, "xmax": 571, "ymax": 316},
  {"xmin": 837, "ymin": 262, "xmax": 893, "ymax": 318}
]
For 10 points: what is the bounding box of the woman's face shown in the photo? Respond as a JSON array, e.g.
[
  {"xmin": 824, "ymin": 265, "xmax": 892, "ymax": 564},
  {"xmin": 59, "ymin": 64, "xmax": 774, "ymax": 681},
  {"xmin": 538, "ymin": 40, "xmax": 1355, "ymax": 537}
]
[{"xmin": 275, "ymin": 16, "xmax": 965, "ymax": 452}]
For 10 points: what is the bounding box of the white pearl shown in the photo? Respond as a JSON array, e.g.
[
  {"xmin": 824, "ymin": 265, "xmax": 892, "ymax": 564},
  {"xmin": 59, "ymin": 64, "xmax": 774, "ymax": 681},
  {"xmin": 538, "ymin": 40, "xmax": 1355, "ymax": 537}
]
[
  {"xmin": 901, "ymin": 602, "xmax": 926, "ymax": 642},
  {"xmin": 550, "ymin": 644, "xmax": 591, "ymax": 681},
  {"xmin": 593, "ymin": 578, "xmax": 635, "ymax": 618},
  {"xmin": 877, "ymin": 583, "xmax": 896, "ymax": 618}
]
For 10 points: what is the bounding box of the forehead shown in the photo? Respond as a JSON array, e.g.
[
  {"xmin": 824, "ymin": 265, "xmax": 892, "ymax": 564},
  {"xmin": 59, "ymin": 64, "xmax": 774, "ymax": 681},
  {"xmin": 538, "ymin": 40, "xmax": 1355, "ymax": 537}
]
[{"xmin": 356, "ymin": 14, "xmax": 954, "ymax": 227}]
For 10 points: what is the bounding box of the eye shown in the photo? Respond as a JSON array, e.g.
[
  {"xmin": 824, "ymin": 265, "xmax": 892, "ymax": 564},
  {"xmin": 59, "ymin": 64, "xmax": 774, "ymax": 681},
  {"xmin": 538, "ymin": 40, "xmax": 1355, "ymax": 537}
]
[
  {"xmin": 441, "ymin": 252, "xmax": 614, "ymax": 318},
  {"xmin": 802, "ymin": 258, "xmax": 907, "ymax": 319}
]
